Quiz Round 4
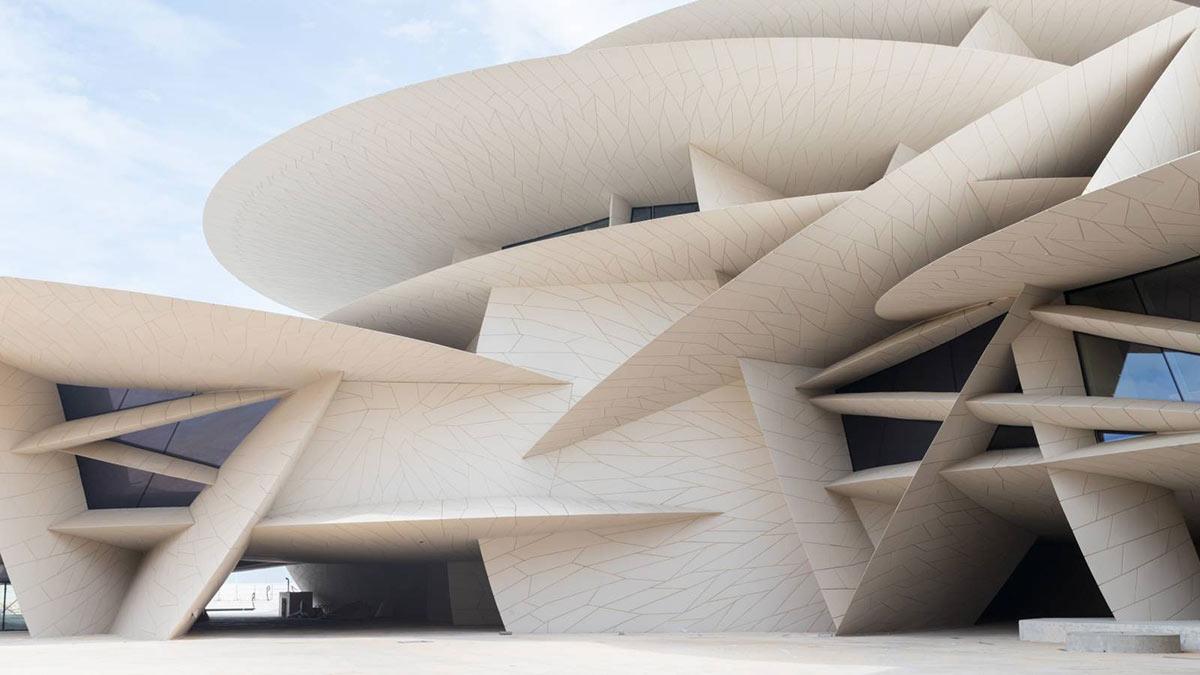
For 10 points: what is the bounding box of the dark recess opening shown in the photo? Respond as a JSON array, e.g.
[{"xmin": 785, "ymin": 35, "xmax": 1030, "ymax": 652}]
[{"xmin": 977, "ymin": 538, "xmax": 1111, "ymax": 624}]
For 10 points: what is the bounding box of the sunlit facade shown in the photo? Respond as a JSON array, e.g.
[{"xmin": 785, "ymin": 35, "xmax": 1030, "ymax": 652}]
[{"xmin": 5, "ymin": 0, "xmax": 1200, "ymax": 640}]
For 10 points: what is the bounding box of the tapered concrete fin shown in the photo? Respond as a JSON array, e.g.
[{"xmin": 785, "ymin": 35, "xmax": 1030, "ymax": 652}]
[
  {"xmin": 850, "ymin": 498, "xmax": 894, "ymax": 549},
  {"xmin": 609, "ymin": 194, "xmax": 632, "ymax": 225},
  {"xmin": 67, "ymin": 440, "xmax": 219, "ymax": 486},
  {"xmin": 1012, "ymin": 313, "xmax": 1200, "ymax": 621},
  {"xmin": 111, "ymin": 373, "xmax": 343, "ymax": 640},
  {"xmin": 1032, "ymin": 304, "xmax": 1200, "ymax": 355},
  {"xmin": 0, "ymin": 361, "xmax": 141, "ymax": 637},
  {"xmin": 968, "ymin": 177, "xmax": 1090, "ymax": 230},
  {"xmin": 689, "ymin": 144, "xmax": 783, "ymax": 211},
  {"xmin": 1088, "ymin": 30, "xmax": 1200, "ymax": 193},
  {"xmin": 739, "ymin": 358, "xmax": 873, "ymax": 629},
  {"xmin": 13, "ymin": 388, "xmax": 289, "ymax": 455},
  {"xmin": 884, "ymin": 143, "xmax": 919, "ymax": 175},
  {"xmin": 836, "ymin": 287, "xmax": 1053, "ymax": 635},
  {"xmin": 959, "ymin": 8, "xmax": 1036, "ymax": 58},
  {"xmin": 50, "ymin": 508, "xmax": 193, "ymax": 552},
  {"xmin": 452, "ymin": 238, "xmax": 499, "ymax": 264}
]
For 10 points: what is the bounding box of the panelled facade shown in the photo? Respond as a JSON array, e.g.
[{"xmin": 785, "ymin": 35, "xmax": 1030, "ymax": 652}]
[{"xmin": 6, "ymin": 0, "xmax": 1200, "ymax": 640}]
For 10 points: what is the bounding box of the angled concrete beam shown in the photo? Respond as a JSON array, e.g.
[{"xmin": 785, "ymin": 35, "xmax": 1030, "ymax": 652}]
[
  {"xmin": 13, "ymin": 389, "xmax": 288, "ymax": 456},
  {"xmin": 689, "ymin": 144, "xmax": 783, "ymax": 212},
  {"xmin": 967, "ymin": 177, "xmax": 1090, "ymax": 231},
  {"xmin": 1089, "ymin": 30, "xmax": 1200, "ymax": 193},
  {"xmin": 0, "ymin": 361, "xmax": 141, "ymax": 637},
  {"xmin": 940, "ymin": 448, "xmax": 1068, "ymax": 537},
  {"xmin": 810, "ymin": 392, "xmax": 958, "ymax": 422},
  {"xmin": 67, "ymin": 441, "xmax": 218, "ymax": 486},
  {"xmin": 608, "ymin": 194, "xmax": 633, "ymax": 225},
  {"xmin": 968, "ymin": 394, "xmax": 1200, "ymax": 432},
  {"xmin": 49, "ymin": 508, "xmax": 193, "ymax": 552},
  {"xmin": 959, "ymin": 8, "xmax": 1036, "ymax": 58},
  {"xmin": 740, "ymin": 359, "xmax": 874, "ymax": 628},
  {"xmin": 111, "ymin": 374, "xmax": 341, "ymax": 640},
  {"xmin": 802, "ymin": 301, "xmax": 1010, "ymax": 390},
  {"xmin": 1032, "ymin": 304, "xmax": 1200, "ymax": 355},
  {"xmin": 1012, "ymin": 311, "xmax": 1200, "ymax": 621},
  {"xmin": 1038, "ymin": 431, "xmax": 1200, "ymax": 492},
  {"xmin": 825, "ymin": 462, "xmax": 919, "ymax": 503},
  {"xmin": 884, "ymin": 143, "xmax": 919, "ymax": 175}
]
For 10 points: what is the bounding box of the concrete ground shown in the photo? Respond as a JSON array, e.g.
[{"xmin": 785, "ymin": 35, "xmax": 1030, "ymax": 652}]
[{"xmin": 1, "ymin": 622, "xmax": 1199, "ymax": 673}]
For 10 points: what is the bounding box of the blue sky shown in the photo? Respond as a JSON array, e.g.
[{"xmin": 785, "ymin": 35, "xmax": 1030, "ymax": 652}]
[{"xmin": 0, "ymin": 0, "xmax": 684, "ymax": 314}]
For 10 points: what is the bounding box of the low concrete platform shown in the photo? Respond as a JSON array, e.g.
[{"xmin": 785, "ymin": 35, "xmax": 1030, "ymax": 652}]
[
  {"xmin": 1067, "ymin": 630, "xmax": 1181, "ymax": 653},
  {"xmin": 1021, "ymin": 618, "xmax": 1200, "ymax": 652},
  {"xmin": 4, "ymin": 624, "xmax": 1200, "ymax": 674}
]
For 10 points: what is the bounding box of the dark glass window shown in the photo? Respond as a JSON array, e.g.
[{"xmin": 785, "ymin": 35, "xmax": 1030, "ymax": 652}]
[
  {"xmin": 57, "ymin": 385, "xmax": 192, "ymax": 420},
  {"xmin": 1096, "ymin": 431, "xmax": 1148, "ymax": 443},
  {"xmin": 58, "ymin": 384, "xmax": 277, "ymax": 508},
  {"xmin": 841, "ymin": 415, "xmax": 942, "ymax": 471},
  {"xmin": 502, "ymin": 217, "xmax": 610, "ymax": 250},
  {"xmin": 837, "ymin": 316, "xmax": 1004, "ymax": 394},
  {"xmin": 74, "ymin": 458, "xmax": 203, "ymax": 509},
  {"xmin": 629, "ymin": 202, "xmax": 699, "ymax": 222},
  {"xmin": 1066, "ymin": 255, "xmax": 1200, "ymax": 322},
  {"xmin": 1073, "ymin": 334, "xmax": 1200, "ymax": 402},
  {"xmin": 986, "ymin": 425, "xmax": 1039, "ymax": 451}
]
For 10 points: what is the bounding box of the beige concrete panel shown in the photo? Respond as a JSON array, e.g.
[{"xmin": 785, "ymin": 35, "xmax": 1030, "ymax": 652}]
[
  {"xmin": 327, "ymin": 192, "xmax": 853, "ymax": 349},
  {"xmin": 802, "ymin": 301, "xmax": 1010, "ymax": 390},
  {"xmin": 1039, "ymin": 431, "xmax": 1200, "ymax": 492},
  {"xmin": 959, "ymin": 8, "xmax": 1037, "ymax": 57},
  {"xmin": 809, "ymin": 392, "xmax": 958, "ymax": 422},
  {"xmin": 884, "ymin": 143, "xmax": 920, "ymax": 176},
  {"xmin": 49, "ymin": 508, "xmax": 194, "ymax": 552},
  {"xmin": 849, "ymin": 498, "xmax": 894, "ymax": 549},
  {"xmin": 967, "ymin": 394, "xmax": 1200, "ymax": 432},
  {"xmin": 689, "ymin": 145, "xmax": 785, "ymax": 212},
  {"xmin": 475, "ymin": 281, "xmax": 717, "ymax": 410},
  {"xmin": 878, "ymin": 153, "xmax": 1200, "ymax": 321},
  {"xmin": 111, "ymin": 374, "xmax": 342, "ymax": 640},
  {"xmin": 209, "ymin": 38, "xmax": 1063, "ymax": 316},
  {"xmin": 1051, "ymin": 469, "xmax": 1200, "ymax": 620},
  {"xmin": 451, "ymin": 239, "xmax": 498, "ymax": 264},
  {"xmin": 940, "ymin": 448, "xmax": 1069, "ymax": 537},
  {"xmin": 825, "ymin": 462, "xmax": 919, "ymax": 503},
  {"xmin": 836, "ymin": 288, "xmax": 1053, "ymax": 634},
  {"xmin": 609, "ymin": 194, "xmax": 633, "ymax": 226},
  {"xmin": 967, "ymin": 177, "xmax": 1091, "ymax": 230},
  {"xmin": 739, "ymin": 360, "xmax": 873, "ymax": 626},
  {"xmin": 249, "ymin": 498, "xmax": 716, "ymax": 563},
  {"xmin": 532, "ymin": 18, "xmax": 1182, "ymax": 456},
  {"xmin": 1032, "ymin": 304, "xmax": 1200, "ymax": 355},
  {"xmin": 0, "ymin": 278, "xmax": 560, "ymax": 391},
  {"xmin": 0, "ymin": 362, "xmax": 141, "ymax": 637},
  {"xmin": 13, "ymin": 389, "xmax": 285, "ymax": 455},
  {"xmin": 1011, "ymin": 308, "xmax": 1200, "ymax": 621},
  {"xmin": 482, "ymin": 383, "xmax": 834, "ymax": 634},
  {"xmin": 1089, "ymin": 30, "xmax": 1200, "ymax": 192},
  {"xmin": 269, "ymin": 382, "xmax": 569, "ymax": 516},
  {"xmin": 585, "ymin": 0, "xmax": 1189, "ymax": 66},
  {"xmin": 69, "ymin": 441, "xmax": 218, "ymax": 486}
]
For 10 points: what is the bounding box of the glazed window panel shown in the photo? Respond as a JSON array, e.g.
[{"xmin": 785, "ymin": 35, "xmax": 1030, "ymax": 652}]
[
  {"xmin": 1074, "ymin": 334, "xmax": 1182, "ymax": 401},
  {"xmin": 986, "ymin": 425, "xmax": 1039, "ymax": 451},
  {"xmin": 838, "ymin": 315, "xmax": 1004, "ymax": 394},
  {"xmin": 841, "ymin": 415, "xmax": 942, "ymax": 471},
  {"xmin": 1065, "ymin": 255, "xmax": 1200, "ymax": 322}
]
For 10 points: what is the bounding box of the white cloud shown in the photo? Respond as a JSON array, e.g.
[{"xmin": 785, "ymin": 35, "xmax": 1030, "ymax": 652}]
[
  {"xmin": 455, "ymin": 0, "xmax": 684, "ymax": 61},
  {"xmin": 384, "ymin": 18, "xmax": 445, "ymax": 42},
  {"xmin": 32, "ymin": 0, "xmax": 235, "ymax": 63},
  {"xmin": 0, "ymin": 1, "xmax": 293, "ymax": 314}
]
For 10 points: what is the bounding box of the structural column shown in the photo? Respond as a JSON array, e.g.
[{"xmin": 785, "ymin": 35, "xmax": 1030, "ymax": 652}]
[{"xmin": 111, "ymin": 373, "xmax": 342, "ymax": 639}]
